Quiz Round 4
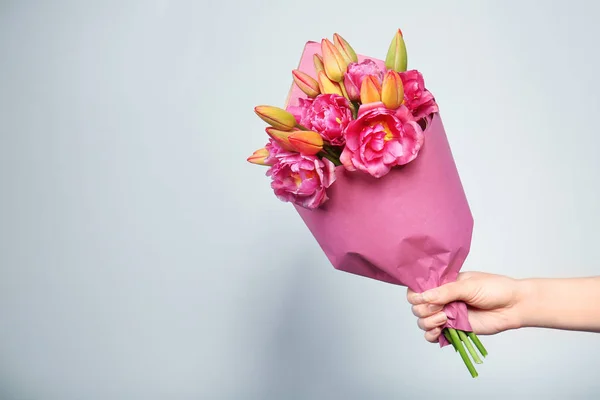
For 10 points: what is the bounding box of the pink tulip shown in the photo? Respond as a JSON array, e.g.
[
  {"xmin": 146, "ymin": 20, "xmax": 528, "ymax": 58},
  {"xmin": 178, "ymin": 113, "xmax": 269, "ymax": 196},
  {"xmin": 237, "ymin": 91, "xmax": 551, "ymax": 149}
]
[
  {"xmin": 287, "ymin": 94, "xmax": 353, "ymax": 147},
  {"xmin": 340, "ymin": 102, "xmax": 424, "ymax": 178},
  {"xmin": 343, "ymin": 59, "xmax": 384, "ymax": 101},
  {"xmin": 264, "ymin": 138, "xmax": 290, "ymax": 165},
  {"xmin": 267, "ymin": 152, "xmax": 336, "ymax": 209},
  {"xmin": 400, "ymin": 69, "xmax": 439, "ymax": 123}
]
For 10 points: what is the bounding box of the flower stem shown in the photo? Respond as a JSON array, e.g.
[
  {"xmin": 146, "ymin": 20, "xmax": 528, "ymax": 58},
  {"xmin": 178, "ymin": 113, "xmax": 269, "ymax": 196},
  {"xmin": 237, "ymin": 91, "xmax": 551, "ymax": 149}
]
[
  {"xmin": 448, "ymin": 328, "xmax": 478, "ymax": 378},
  {"xmin": 323, "ymin": 144, "xmax": 341, "ymax": 158},
  {"xmin": 322, "ymin": 145, "xmax": 342, "ymax": 164},
  {"xmin": 458, "ymin": 330, "xmax": 482, "ymax": 364},
  {"xmin": 443, "ymin": 329, "xmax": 457, "ymax": 352},
  {"xmin": 318, "ymin": 151, "xmax": 341, "ymax": 166},
  {"xmin": 351, "ymin": 101, "xmax": 360, "ymax": 119},
  {"xmin": 467, "ymin": 332, "xmax": 488, "ymax": 358}
]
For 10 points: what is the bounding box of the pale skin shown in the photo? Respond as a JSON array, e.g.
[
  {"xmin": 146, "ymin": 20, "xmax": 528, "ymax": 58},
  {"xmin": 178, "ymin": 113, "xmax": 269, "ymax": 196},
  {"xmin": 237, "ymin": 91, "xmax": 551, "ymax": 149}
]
[{"xmin": 406, "ymin": 272, "xmax": 600, "ymax": 343}]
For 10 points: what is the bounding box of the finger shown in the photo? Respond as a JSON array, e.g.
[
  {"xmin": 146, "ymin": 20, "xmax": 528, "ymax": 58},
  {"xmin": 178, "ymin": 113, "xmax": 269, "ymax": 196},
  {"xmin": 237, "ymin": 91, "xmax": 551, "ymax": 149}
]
[
  {"xmin": 420, "ymin": 280, "xmax": 474, "ymax": 305},
  {"xmin": 406, "ymin": 287, "xmax": 425, "ymax": 305},
  {"xmin": 411, "ymin": 303, "xmax": 443, "ymax": 318},
  {"xmin": 424, "ymin": 327, "xmax": 442, "ymax": 343},
  {"xmin": 456, "ymin": 271, "xmax": 473, "ymax": 281},
  {"xmin": 417, "ymin": 312, "xmax": 447, "ymax": 331}
]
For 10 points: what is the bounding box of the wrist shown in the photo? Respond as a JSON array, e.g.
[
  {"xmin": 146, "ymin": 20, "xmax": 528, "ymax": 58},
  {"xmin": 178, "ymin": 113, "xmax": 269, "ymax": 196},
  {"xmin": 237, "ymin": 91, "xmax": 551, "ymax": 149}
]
[{"xmin": 512, "ymin": 278, "xmax": 538, "ymax": 329}]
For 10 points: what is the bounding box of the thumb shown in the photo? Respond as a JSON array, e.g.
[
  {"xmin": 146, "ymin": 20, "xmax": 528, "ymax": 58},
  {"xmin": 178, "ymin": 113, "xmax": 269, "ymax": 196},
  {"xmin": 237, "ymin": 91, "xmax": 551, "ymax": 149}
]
[{"xmin": 421, "ymin": 279, "xmax": 474, "ymax": 305}]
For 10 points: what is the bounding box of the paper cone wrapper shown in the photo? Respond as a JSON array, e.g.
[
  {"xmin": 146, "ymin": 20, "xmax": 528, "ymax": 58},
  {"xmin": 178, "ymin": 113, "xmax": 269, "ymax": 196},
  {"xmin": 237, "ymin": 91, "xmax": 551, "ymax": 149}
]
[{"xmin": 287, "ymin": 42, "xmax": 474, "ymax": 346}]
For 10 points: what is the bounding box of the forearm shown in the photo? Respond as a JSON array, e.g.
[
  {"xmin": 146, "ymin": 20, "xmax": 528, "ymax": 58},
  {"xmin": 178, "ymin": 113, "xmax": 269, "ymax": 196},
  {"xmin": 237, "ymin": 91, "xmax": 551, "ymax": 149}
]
[{"xmin": 516, "ymin": 277, "xmax": 600, "ymax": 332}]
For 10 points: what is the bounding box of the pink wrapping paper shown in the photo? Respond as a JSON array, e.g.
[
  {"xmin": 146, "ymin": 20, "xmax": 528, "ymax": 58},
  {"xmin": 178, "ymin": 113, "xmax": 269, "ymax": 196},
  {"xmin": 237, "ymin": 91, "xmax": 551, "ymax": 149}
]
[{"xmin": 286, "ymin": 42, "xmax": 474, "ymax": 347}]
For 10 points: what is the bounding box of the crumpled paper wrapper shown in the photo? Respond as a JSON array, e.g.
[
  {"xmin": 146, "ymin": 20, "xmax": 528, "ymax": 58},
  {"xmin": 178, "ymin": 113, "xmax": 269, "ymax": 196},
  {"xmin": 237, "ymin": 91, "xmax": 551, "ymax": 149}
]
[{"xmin": 286, "ymin": 42, "xmax": 474, "ymax": 347}]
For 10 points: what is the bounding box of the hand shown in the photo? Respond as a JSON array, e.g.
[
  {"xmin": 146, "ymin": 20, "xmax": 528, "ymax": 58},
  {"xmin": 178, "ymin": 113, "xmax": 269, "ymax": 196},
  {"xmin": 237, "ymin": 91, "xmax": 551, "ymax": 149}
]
[{"xmin": 406, "ymin": 271, "xmax": 524, "ymax": 343}]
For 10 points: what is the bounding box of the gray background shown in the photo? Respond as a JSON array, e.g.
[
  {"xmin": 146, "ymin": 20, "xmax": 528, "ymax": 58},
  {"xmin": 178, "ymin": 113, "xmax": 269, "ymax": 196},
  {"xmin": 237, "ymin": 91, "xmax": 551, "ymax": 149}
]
[{"xmin": 1, "ymin": 0, "xmax": 599, "ymax": 399}]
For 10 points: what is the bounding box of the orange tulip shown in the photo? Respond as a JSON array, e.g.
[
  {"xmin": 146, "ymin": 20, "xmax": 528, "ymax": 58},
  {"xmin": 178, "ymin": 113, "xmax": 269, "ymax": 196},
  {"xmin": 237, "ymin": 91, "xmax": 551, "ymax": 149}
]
[
  {"xmin": 254, "ymin": 105, "xmax": 297, "ymax": 131},
  {"xmin": 288, "ymin": 130, "xmax": 324, "ymax": 155},
  {"xmin": 381, "ymin": 70, "xmax": 404, "ymax": 109},
  {"xmin": 333, "ymin": 33, "xmax": 358, "ymax": 64},
  {"xmin": 265, "ymin": 127, "xmax": 296, "ymax": 151},
  {"xmin": 292, "ymin": 69, "xmax": 320, "ymax": 98},
  {"xmin": 360, "ymin": 75, "xmax": 382, "ymax": 104},
  {"xmin": 313, "ymin": 54, "xmax": 325, "ymax": 75},
  {"xmin": 317, "ymin": 71, "xmax": 344, "ymax": 96},
  {"xmin": 247, "ymin": 148, "xmax": 271, "ymax": 166},
  {"xmin": 321, "ymin": 38, "xmax": 348, "ymax": 82}
]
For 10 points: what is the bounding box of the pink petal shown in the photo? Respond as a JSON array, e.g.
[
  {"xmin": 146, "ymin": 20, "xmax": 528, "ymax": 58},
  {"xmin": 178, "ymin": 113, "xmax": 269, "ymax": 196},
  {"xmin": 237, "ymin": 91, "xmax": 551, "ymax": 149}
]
[
  {"xmin": 339, "ymin": 148, "xmax": 355, "ymax": 171},
  {"xmin": 364, "ymin": 146, "xmax": 380, "ymax": 162},
  {"xmin": 297, "ymin": 178, "xmax": 319, "ymax": 196},
  {"xmin": 365, "ymin": 159, "xmax": 390, "ymax": 178},
  {"xmin": 321, "ymin": 158, "xmax": 337, "ymax": 187},
  {"xmin": 369, "ymin": 135, "xmax": 385, "ymax": 151}
]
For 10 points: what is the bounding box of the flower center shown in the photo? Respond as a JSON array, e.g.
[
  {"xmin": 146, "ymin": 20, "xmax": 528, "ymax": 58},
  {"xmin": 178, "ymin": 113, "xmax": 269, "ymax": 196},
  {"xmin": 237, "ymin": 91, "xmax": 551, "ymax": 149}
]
[
  {"xmin": 368, "ymin": 119, "xmax": 396, "ymax": 142},
  {"xmin": 374, "ymin": 121, "xmax": 395, "ymax": 141},
  {"xmin": 292, "ymin": 171, "xmax": 316, "ymax": 186},
  {"xmin": 292, "ymin": 173, "xmax": 302, "ymax": 186}
]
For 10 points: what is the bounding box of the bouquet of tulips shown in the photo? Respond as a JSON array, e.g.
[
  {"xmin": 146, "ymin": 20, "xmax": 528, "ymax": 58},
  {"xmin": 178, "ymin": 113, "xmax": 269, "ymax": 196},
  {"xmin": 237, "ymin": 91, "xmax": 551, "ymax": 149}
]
[{"xmin": 247, "ymin": 30, "xmax": 488, "ymax": 378}]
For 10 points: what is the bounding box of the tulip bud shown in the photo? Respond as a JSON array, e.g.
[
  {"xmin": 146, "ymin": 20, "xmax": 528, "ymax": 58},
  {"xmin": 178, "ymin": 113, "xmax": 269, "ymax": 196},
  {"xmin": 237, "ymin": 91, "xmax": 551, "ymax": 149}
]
[
  {"xmin": 288, "ymin": 130, "xmax": 324, "ymax": 156},
  {"xmin": 265, "ymin": 127, "xmax": 296, "ymax": 151},
  {"xmin": 338, "ymin": 80, "xmax": 350, "ymax": 101},
  {"xmin": 317, "ymin": 71, "xmax": 344, "ymax": 97},
  {"xmin": 360, "ymin": 75, "xmax": 382, "ymax": 104},
  {"xmin": 385, "ymin": 29, "xmax": 408, "ymax": 72},
  {"xmin": 343, "ymin": 74, "xmax": 360, "ymax": 101},
  {"xmin": 333, "ymin": 33, "xmax": 358, "ymax": 64},
  {"xmin": 321, "ymin": 38, "xmax": 348, "ymax": 82},
  {"xmin": 313, "ymin": 54, "xmax": 325, "ymax": 75},
  {"xmin": 292, "ymin": 69, "xmax": 320, "ymax": 98},
  {"xmin": 381, "ymin": 70, "xmax": 405, "ymax": 109},
  {"xmin": 254, "ymin": 105, "xmax": 297, "ymax": 131},
  {"xmin": 247, "ymin": 147, "xmax": 271, "ymax": 166}
]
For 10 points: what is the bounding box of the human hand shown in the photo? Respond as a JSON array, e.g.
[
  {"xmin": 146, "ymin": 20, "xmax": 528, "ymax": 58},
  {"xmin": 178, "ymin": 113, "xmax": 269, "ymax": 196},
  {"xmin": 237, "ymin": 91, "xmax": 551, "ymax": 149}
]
[{"xmin": 406, "ymin": 272, "xmax": 524, "ymax": 343}]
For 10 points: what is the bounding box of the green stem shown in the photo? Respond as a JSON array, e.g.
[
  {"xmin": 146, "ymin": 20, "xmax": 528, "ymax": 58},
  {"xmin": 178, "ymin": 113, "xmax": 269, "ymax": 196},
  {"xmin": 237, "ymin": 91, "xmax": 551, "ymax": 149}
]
[
  {"xmin": 322, "ymin": 145, "xmax": 342, "ymax": 164},
  {"xmin": 467, "ymin": 332, "xmax": 488, "ymax": 358},
  {"xmin": 318, "ymin": 151, "xmax": 341, "ymax": 166},
  {"xmin": 448, "ymin": 328, "xmax": 478, "ymax": 378},
  {"xmin": 351, "ymin": 101, "xmax": 360, "ymax": 119},
  {"xmin": 323, "ymin": 144, "xmax": 341, "ymax": 158},
  {"xmin": 443, "ymin": 329, "xmax": 457, "ymax": 352},
  {"xmin": 458, "ymin": 330, "xmax": 482, "ymax": 364}
]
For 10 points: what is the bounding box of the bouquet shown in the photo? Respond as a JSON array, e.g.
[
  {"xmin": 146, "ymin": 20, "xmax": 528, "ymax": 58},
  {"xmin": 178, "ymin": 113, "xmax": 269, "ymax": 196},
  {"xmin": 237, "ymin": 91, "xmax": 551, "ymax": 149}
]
[{"xmin": 247, "ymin": 30, "xmax": 487, "ymax": 378}]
